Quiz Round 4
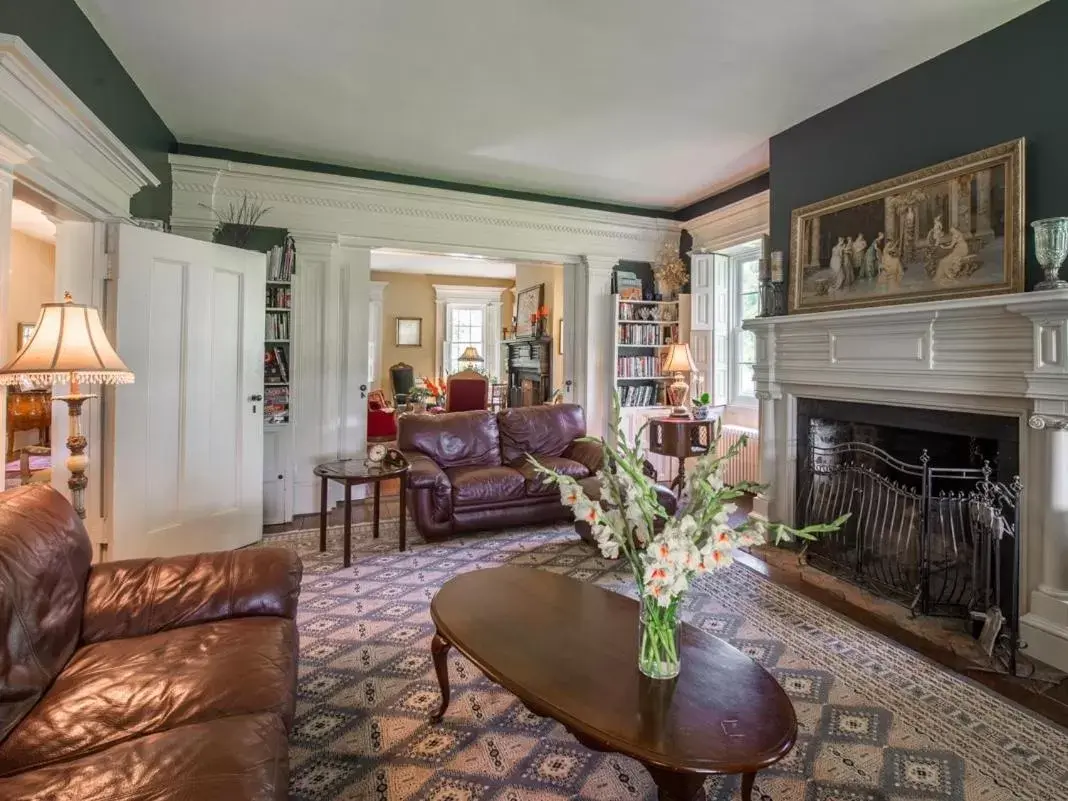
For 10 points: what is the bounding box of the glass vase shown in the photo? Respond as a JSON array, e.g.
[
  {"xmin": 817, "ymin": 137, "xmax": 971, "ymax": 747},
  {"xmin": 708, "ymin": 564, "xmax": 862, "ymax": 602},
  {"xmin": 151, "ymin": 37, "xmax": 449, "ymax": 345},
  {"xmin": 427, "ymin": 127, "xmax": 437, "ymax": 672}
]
[
  {"xmin": 639, "ymin": 599, "xmax": 681, "ymax": 679},
  {"xmin": 1032, "ymin": 217, "xmax": 1068, "ymax": 290}
]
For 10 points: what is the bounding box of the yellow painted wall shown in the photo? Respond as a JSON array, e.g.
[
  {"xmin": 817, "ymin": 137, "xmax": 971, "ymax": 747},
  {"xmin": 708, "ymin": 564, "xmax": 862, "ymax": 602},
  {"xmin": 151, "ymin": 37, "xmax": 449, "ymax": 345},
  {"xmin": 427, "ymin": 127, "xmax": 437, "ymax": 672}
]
[
  {"xmin": 372, "ymin": 271, "xmax": 514, "ymax": 389},
  {"xmin": 7, "ymin": 231, "xmax": 55, "ymax": 362}
]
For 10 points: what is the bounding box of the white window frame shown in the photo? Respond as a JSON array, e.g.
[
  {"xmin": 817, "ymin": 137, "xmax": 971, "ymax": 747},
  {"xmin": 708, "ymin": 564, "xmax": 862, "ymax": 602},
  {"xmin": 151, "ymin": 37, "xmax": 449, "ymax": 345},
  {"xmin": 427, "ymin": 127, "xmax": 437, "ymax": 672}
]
[
  {"xmin": 723, "ymin": 240, "xmax": 763, "ymax": 408},
  {"xmin": 433, "ymin": 285, "xmax": 503, "ymax": 378},
  {"xmin": 444, "ymin": 304, "xmax": 487, "ymax": 374}
]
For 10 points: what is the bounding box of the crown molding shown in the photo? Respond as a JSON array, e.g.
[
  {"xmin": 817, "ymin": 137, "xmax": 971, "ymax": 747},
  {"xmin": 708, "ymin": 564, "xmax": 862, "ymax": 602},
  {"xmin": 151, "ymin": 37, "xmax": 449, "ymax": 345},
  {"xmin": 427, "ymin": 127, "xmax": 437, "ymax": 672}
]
[
  {"xmin": 170, "ymin": 154, "xmax": 680, "ymax": 263},
  {"xmin": 685, "ymin": 190, "xmax": 770, "ymax": 252},
  {"xmin": 0, "ymin": 35, "xmax": 158, "ymax": 218}
]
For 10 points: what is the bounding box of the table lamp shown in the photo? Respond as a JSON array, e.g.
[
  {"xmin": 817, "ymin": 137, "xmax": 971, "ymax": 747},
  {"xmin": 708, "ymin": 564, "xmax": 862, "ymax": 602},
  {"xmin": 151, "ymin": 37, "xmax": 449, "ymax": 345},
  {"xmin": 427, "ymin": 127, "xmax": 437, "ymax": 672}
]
[
  {"xmin": 458, "ymin": 346, "xmax": 484, "ymax": 371},
  {"xmin": 0, "ymin": 293, "xmax": 134, "ymax": 518},
  {"xmin": 662, "ymin": 343, "xmax": 697, "ymax": 418}
]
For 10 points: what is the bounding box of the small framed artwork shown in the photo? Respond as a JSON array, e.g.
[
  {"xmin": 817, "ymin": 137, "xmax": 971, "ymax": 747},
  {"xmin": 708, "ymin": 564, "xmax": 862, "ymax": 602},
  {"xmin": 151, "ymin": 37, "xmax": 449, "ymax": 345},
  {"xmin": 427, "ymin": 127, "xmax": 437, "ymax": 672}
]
[
  {"xmin": 515, "ymin": 284, "xmax": 544, "ymax": 337},
  {"xmin": 558, "ymin": 319, "xmax": 564, "ymax": 354},
  {"xmin": 17, "ymin": 322, "xmax": 35, "ymax": 351},
  {"xmin": 395, "ymin": 317, "xmax": 422, "ymax": 347}
]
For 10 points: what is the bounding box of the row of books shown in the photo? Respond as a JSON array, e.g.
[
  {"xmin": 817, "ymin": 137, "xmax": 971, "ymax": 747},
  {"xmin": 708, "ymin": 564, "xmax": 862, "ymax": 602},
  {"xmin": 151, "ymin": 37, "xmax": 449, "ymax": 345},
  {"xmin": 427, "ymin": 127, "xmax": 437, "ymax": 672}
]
[
  {"xmin": 618, "ymin": 324, "xmax": 672, "ymax": 346},
  {"xmin": 264, "ymin": 386, "xmax": 289, "ymax": 425},
  {"xmin": 266, "ymin": 285, "xmax": 291, "ymax": 308},
  {"xmin": 267, "ymin": 238, "xmax": 296, "ymax": 282},
  {"xmin": 264, "ymin": 345, "xmax": 290, "ymax": 384},
  {"xmin": 619, "ymin": 383, "xmax": 661, "ymax": 408},
  {"xmin": 617, "ymin": 356, "xmax": 663, "ymax": 378},
  {"xmin": 266, "ymin": 312, "xmax": 290, "ymax": 341}
]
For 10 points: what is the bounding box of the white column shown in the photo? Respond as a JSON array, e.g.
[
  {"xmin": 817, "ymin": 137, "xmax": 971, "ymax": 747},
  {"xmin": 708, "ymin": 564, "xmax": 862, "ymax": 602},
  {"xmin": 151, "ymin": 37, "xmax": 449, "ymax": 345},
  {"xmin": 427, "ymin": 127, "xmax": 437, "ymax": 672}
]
[
  {"xmin": 1022, "ymin": 413, "xmax": 1068, "ymax": 671},
  {"xmin": 0, "ymin": 165, "xmax": 14, "ymax": 497},
  {"xmin": 336, "ymin": 244, "xmax": 371, "ymax": 457},
  {"xmin": 290, "ymin": 237, "xmax": 338, "ymax": 514},
  {"xmin": 576, "ymin": 256, "xmax": 617, "ymax": 440}
]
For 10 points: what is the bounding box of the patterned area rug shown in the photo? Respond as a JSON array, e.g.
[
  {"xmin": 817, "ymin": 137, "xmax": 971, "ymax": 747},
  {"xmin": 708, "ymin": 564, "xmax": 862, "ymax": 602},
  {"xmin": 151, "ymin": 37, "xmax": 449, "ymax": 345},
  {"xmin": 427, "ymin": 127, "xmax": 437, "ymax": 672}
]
[{"xmin": 279, "ymin": 525, "xmax": 1068, "ymax": 801}]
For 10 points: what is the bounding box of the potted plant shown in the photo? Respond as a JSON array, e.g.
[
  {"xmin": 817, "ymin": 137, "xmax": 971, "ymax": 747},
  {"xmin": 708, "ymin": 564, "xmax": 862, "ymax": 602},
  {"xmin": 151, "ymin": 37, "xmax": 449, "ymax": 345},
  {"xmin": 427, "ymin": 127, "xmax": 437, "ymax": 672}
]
[
  {"xmin": 531, "ymin": 396, "xmax": 845, "ymax": 680},
  {"xmin": 407, "ymin": 386, "xmax": 431, "ymax": 412},
  {"xmin": 691, "ymin": 392, "xmax": 712, "ymax": 420}
]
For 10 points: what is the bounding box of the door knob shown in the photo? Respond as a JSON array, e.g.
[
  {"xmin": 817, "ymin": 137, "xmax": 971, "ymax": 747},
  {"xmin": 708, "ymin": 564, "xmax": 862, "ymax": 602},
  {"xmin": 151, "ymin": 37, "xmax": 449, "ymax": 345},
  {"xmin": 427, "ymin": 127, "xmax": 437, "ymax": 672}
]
[
  {"xmin": 249, "ymin": 394, "xmax": 264, "ymax": 402},
  {"xmin": 359, "ymin": 383, "xmax": 367, "ymax": 398},
  {"xmin": 249, "ymin": 393, "xmax": 263, "ymax": 414}
]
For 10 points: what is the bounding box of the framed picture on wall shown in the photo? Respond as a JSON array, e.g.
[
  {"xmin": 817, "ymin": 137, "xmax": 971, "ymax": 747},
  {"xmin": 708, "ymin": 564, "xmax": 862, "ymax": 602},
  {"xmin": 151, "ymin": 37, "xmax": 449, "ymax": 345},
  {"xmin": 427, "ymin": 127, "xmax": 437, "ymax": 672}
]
[
  {"xmin": 395, "ymin": 317, "xmax": 422, "ymax": 347},
  {"xmin": 515, "ymin": 284, "xmax": 544, "ymax": 337},
  {"xmin": 789, "ymin": 138, "xmax": 1025, "ymax": 313},
  {"xmin": 17, "ymin": 322, "xmax": 35, "ymax": 352}
]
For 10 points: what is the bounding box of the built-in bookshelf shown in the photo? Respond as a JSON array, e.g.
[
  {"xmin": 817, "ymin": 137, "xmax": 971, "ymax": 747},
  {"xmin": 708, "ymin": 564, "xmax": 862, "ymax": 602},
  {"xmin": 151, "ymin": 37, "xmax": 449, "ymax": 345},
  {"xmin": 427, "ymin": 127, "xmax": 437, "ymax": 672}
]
[
  {"xmin": 263, "ymin": 237, "xmax": 295, "ymax": 425},
  {"xmin": 612, "ymin": 296, "xmax": 679, "ymax": 408}
]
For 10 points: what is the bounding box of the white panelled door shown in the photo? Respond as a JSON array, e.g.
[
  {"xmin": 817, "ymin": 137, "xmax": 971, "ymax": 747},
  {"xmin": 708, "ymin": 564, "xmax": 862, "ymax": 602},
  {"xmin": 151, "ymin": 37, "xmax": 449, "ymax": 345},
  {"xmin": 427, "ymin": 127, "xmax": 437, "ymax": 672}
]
[{"xmin": 109, "ymin": 224, "xmax": 265, "ymax": 559}]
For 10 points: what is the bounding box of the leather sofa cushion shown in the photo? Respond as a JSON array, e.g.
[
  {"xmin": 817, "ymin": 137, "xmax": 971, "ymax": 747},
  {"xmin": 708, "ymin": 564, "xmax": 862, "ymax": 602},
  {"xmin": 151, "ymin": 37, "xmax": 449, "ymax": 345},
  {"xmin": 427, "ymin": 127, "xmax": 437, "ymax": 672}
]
[
  {"xmin": 0, "ymin": 712, "xmax": 289, "ymax": 801},
  {"xmin": 399, "ymin": 410, "xmax": 502, "ymax": 468},
  {"xmin": 498, "ymin": 404, "xmax": 587, "ymax": 463},
  {"xmin": 446, "ymin": 466, "xmax": 526, "ymax": 507},
  {"xmin": 0, "ymin": 486, "xmax": 92, "ymax": 744},
  {"xmin": 0, "ymin": 617, "xmax": 296, "ymax": 776},
  {"xmin": 514, "ymin": 456, "xmax": 590, "ymax": 497}
]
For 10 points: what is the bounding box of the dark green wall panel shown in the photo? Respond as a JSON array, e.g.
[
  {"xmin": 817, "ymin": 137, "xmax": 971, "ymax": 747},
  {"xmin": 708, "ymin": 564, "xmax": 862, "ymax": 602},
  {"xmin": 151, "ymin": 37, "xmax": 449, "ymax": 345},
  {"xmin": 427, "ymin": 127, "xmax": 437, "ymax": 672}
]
[
  {"xmin": 770, "ymin": 0, "xmax": 1066, "ymax": 292},
  {"xmin": 0, "ymin": 0, "xmax": 175, "ymax": 219}
]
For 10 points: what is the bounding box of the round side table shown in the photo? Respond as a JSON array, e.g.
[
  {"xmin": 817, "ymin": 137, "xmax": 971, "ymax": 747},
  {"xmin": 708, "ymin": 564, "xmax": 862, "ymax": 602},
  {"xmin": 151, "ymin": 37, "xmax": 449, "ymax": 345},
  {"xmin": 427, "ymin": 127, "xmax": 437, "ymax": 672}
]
[{"xmin": 313, "ymin": 458, "xmax": 410, "ymax": 566}]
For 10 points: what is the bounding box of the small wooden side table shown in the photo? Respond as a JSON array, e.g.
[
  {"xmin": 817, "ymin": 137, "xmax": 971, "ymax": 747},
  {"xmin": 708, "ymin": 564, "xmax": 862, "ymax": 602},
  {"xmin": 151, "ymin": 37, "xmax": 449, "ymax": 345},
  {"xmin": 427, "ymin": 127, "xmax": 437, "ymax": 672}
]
[
  {"xmin": 647, "ymin": 417, "xmax": 714, "ymax": 494},
  {"xmin": 314, "ymin": 458, "xmax": 409, "ymax": 566}
]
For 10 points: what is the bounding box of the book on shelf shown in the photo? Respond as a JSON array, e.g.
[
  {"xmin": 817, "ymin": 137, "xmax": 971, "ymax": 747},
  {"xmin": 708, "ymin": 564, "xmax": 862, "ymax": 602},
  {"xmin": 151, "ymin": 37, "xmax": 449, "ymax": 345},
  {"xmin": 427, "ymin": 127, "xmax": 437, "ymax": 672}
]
[
  {"xmin": 266, "ymin": 236, "xmax": 296, "ymax": 282},
  {"xmin": 264, "ymin": 385, "xmax": 289, "ymax": 424},
  {"xmin": 619, "ymin": 383, "xmax": 659, "ymax": 407},
  {"xmin": 266, "ymin": 311, "xmax": 290, "ymax": 340},
  {"xmin": 616, "ymin": 355, "xmax": 663, "ymax": 378},
  {"xmin": 266, "ymin": 284, "xmax": 291, "ymax": 308},
  {"xmin": 264, "ymin": 346, "xmax": 289, "ymax": 384}
]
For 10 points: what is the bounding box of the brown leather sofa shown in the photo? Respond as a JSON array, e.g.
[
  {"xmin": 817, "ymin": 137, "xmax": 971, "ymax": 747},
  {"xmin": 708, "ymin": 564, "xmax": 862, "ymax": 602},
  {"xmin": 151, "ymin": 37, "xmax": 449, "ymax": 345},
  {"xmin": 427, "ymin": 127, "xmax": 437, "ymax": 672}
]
[
  {"xmin": 400, "ymin": 403, "xmax": 605, "ymax": 539},
  {"xmin": 0, "ymin": 484, "xmax": 302, "ymax": 801}
]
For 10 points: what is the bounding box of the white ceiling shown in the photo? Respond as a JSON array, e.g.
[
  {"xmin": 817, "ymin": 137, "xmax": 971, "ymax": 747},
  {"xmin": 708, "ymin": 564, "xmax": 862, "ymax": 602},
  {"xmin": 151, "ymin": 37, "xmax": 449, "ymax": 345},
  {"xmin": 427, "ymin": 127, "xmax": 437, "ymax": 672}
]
[
  {"xmin": 11, "ymin": 199, "xmax": 56, "ymax": 243},
  {"xmin": 371, "ymin": 249, "xmax": 516, "ymax": 280},
  {"xmin": 77, "ymin": 0, "xmax": 1044, "ymax": 210}
]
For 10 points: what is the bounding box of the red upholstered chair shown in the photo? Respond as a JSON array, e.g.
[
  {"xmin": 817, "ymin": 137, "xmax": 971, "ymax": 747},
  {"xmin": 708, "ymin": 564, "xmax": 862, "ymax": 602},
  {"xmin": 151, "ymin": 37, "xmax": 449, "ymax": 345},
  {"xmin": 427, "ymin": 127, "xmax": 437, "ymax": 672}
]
[
  {"xmin": 367, "ymin": 389, "xmax": 397, "ymax": 442},
  {"xmin": 445, "ymin": 370, "xmax": 489, "ymax": 412}
]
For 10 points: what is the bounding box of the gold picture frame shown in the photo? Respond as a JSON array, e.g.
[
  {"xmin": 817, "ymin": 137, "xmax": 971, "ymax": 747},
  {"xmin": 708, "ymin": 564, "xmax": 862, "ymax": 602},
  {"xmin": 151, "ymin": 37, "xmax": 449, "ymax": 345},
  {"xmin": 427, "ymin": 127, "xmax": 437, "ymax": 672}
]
[
  {"xmin": 789, "ymin": 139, "xmax": 1025, "ymax": 314},
  {"xmin": 395, "ymin": 317, "xmax": 422, "ymax": 347}
]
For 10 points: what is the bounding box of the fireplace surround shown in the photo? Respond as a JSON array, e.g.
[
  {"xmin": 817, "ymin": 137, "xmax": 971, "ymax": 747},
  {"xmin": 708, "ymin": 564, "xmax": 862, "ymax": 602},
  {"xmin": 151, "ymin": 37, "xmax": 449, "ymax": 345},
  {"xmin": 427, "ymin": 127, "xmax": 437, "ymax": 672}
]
[{"xmin": 745, "ymin": 289, "xmax": 1068, "ymax": 672}]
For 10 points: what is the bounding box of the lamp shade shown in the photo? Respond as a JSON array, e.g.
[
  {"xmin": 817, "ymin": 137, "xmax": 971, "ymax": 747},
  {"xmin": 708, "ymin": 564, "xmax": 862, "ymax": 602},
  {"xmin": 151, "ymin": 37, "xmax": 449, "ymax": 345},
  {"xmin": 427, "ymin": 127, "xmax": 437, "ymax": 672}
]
[
  {"xmin": 0, "ymin": 295, "xmax": 133, "ymax": 386},
  {"xmin": 662, "ymin": 342, "xmax": 697, "ymax": 374},
  {"xmin": 458, "ymin": 346, "xmax": 484, "ymax": 363}
]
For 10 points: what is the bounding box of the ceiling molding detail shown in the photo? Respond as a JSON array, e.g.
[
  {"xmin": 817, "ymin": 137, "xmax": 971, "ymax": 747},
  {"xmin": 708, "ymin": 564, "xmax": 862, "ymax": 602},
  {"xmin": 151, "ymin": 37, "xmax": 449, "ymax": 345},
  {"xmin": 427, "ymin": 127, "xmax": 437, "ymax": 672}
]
[
  {"xmin": 171, "ymin": 155, "xmax": 680, "ymax": 263},
  {"xmin": 0, "ymin": 35, "xmax": 158, "ymax": 218},
  {"xmin": 686, "ymin": 191, "xmax": 770, "ymax": 253}
]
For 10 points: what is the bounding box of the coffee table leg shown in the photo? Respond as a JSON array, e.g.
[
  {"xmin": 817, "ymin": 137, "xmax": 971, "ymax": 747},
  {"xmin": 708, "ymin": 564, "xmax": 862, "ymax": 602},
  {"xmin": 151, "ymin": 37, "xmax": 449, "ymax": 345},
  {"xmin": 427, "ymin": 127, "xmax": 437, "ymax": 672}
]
[
  {"xmin": 430, "ymin": 631, "xmax": 451, "ymax": 722},
  {"xmin": 647, "ymin": 766, "xmax": 706, "ymax": 801},
  {"xmin": 343, "ymin": 482, "xmax": 352, "ymax": 568},
  {"xmin": 319, "ymin": 476, "xmax": 328, "ymax": 552},
  {"xmin": 373, "ymin": 481, "xmax": 381, "ymax": 539},
  {"xmin": 397, "ymin": 472, "xmax": 408, "ymax": 552},
  {"xmin": 740, "ymin": 772, "xmax": 755, "ymax": 801}
]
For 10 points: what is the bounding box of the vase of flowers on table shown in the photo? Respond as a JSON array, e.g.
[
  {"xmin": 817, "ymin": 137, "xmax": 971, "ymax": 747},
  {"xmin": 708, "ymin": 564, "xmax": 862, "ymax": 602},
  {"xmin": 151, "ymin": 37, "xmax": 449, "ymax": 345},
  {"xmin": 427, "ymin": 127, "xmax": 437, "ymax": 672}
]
[{"xmin": 531, "ymin": 396, "xmax": 845, "ymax": 680}]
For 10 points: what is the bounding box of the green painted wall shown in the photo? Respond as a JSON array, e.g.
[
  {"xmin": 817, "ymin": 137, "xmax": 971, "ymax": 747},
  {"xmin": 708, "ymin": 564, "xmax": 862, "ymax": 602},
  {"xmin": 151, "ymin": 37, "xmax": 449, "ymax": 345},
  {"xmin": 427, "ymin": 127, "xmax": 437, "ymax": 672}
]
[
  {"xmin": 0, "ymin": 0, "xmax": 176, "ymax": 219},
  {"xmin": 770, "ymin": 0, "xmax": 1067, "ymax": 292}
]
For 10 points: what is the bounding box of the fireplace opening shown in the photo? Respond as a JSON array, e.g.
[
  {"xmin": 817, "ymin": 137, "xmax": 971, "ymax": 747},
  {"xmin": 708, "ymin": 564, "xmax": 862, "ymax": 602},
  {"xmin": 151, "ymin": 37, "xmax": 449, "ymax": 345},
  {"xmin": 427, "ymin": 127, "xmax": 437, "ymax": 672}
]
[{"xmin": 794, "ymin": 398, "xmax": 1022, "ymax": 672}]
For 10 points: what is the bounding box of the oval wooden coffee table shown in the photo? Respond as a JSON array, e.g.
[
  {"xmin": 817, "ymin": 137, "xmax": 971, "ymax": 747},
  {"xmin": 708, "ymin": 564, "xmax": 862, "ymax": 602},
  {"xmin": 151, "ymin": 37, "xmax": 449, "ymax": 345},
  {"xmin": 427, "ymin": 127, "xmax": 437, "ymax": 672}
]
[{"xmin": 429, "ymin": 565, "xmax": 796, "ymax": 801}]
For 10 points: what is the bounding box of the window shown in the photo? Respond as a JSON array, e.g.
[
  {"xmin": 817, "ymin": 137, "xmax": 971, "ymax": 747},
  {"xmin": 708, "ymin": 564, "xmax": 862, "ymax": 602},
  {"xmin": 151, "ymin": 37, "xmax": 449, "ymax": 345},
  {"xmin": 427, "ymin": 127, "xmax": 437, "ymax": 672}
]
[
  {"xmin": 735, "ymin": 254, "xmax": 761, "ymax": 401},
  {"xmin": 446, "ymin": 305, "xmax": 485, "ymax": 373}
]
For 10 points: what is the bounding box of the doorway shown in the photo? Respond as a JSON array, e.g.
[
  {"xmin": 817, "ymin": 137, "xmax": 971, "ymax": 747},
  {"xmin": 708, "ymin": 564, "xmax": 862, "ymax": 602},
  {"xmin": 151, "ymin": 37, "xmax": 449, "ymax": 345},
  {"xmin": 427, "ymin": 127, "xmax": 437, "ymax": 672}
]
[{"xmin": 4, "ymin": 194, "xmax": 56, "ymax": 490}]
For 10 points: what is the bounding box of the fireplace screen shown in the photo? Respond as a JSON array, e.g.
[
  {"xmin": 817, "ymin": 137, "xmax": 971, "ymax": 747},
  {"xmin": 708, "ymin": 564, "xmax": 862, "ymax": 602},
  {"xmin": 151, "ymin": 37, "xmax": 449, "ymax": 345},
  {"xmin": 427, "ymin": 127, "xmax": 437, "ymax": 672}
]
[{"xmin": 796, "ymin": 439, "xmax": 1022, "ymax": 672}]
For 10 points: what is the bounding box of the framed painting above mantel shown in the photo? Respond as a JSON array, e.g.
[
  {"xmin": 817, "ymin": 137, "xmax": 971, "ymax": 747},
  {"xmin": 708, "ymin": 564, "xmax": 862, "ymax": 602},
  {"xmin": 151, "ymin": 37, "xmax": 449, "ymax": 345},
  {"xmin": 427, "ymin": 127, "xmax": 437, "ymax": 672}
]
[{"xmin": 789, "ymin": 139, "xmax": 1025, "ymax": 314}]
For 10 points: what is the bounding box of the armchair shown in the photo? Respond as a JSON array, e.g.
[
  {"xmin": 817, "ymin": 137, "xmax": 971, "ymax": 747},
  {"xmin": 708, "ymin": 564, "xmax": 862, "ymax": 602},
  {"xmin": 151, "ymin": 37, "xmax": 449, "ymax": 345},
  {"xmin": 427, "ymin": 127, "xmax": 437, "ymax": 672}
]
[
  {"xmin": 445, "ymin": 369, "xmax": 489, "ymax": 412},
  {"xmin": 367, "ymin": 389, "xmax": 397, "ymax": 442},
  {"xmin": 389, "ymin": 362, "xmax": 415, "ymax": 407}
]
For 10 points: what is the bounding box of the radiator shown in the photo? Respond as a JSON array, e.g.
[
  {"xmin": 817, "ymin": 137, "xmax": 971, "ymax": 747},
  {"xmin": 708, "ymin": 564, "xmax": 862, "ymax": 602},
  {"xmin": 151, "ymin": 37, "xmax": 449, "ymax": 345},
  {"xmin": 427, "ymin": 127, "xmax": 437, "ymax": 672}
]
[{"xmin": 716, "ymin": 425, "xmax": 760, "ymax": 486}]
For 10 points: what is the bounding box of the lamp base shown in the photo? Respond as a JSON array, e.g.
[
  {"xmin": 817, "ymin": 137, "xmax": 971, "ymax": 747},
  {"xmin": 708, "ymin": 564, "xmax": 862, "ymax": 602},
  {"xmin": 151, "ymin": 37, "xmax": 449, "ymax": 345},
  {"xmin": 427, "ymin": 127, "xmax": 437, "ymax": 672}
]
[
  {"xmin": 54, "ymin": 391, "xmax": 96, "ymax": 520},
  {"xmin": 669, "ymin": 406, "xmax": 691, "ymax": 418}
]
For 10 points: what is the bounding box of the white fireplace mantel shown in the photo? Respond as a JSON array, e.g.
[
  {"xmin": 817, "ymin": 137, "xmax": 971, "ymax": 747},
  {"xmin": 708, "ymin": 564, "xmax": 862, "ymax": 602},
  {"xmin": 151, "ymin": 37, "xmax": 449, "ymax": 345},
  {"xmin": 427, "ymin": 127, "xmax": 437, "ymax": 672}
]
[{"xmin": 744, "ymin": 289, "xmax": 1068, "ymax": 672}]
